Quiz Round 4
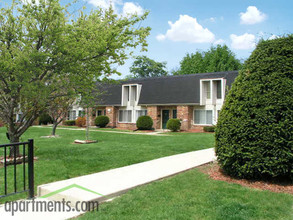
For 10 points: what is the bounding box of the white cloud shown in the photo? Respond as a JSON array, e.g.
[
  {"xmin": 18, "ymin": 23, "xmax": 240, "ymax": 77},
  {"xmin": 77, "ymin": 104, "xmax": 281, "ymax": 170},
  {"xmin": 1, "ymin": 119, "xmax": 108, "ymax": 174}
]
[
  {"xmin": 88, "ymin": 0, "xmax": 121, "ymax": 9},
  {"xmin": 156, "ymin": 15, "xmax": 215, "ymax": 43},
  {"xmin": 214, "ymin": 39, "xmax": 225, "ymax": 45},
  {"xmin": 88, "ymin": 0, "xmax": 144, "ymax": 17},
  {"xmin": 240, "ymin": 6, "xmax": 267, "ymax": 25},
  {"xmin": 21, "ymin": 0, "xmax": 40, "ymax": 5},
  {"xmin": 209, "ymin": 17, "xmax": 216, "ymax": 22},
  {"xmin": 122, "ymin": 2, "xmax": 144, "ymax": 16},
  {"xmin": 156, "ymin": 34, "xmax": 166, "ymax": 41},
  {"xmin": 230, "ymin": 33, "xmax": 256, "ymax": 50},
  {"xmin": 269, "ymin": 34, "xmax": 279, "ymax": 40}
]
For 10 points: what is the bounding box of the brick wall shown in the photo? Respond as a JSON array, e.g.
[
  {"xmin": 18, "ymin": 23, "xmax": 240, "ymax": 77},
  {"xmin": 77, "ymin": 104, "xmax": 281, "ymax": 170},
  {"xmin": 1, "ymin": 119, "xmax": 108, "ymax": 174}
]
[
  {"xmin": 147, "ymin": 106, "xmax": 160, "ymax": 129},
  {"xmin": 177, "ymin": 105, "xmax": 193, "ymax": 131},
  {"xmin": 116, "ymin": 123, "xmax": 137, "ymax": 130},
  {"xmin": 106, "ymin": 106, "xmax": 117, "ymax": 127}
]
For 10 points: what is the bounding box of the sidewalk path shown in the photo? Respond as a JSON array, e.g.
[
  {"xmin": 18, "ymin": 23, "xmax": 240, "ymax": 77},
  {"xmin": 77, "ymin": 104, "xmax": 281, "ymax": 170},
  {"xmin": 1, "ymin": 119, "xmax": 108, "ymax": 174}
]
[
  {"xmin": 0, "ymin": 148, "xmax": 216, "ymax": 219},
  {"xmin": 34, "ymin": 126, "xmax": 170, "ymax": 136}
]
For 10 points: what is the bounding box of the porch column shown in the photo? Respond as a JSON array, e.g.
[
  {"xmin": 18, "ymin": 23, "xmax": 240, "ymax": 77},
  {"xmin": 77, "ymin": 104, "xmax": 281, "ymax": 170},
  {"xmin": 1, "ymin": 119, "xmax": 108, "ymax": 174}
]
[
  {"xmin": 177, "ymin": 105, "xmax": 192, "ymax": 131},
  {"xmin": 147, "ymin": 106, "xmax": 160, "ymax": 129},
  {"xmin": 106, "ymin": 106, "xmax": 117, "ymax": 127}
]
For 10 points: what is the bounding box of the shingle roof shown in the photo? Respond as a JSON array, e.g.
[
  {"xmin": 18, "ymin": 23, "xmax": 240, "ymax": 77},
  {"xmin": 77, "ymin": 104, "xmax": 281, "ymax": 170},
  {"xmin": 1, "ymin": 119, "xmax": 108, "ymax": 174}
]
[{"xmin": 97, "ymin": 71, "xmax": 238, "ymax": 106}]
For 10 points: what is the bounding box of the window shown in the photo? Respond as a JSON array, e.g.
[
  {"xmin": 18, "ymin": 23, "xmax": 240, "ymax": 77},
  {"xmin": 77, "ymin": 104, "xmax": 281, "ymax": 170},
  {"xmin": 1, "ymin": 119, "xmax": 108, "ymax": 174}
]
[
  {"xmin": 132, "ymin": 86, "xmax": 137, "ymax": 102},
  {"xmin": 78, "ymin": 110, "xmax": 85, "ymax": 117},
  {"xmin": 194, "ymin": 110, "xmax": 213, "ymax": 125},
  {"xmin": 104, "ymin": 110, "xmax": 106, "ymax": 115},
  {"xmin": 216, "ymin": 81, "xmax": 222, "ymax": 99},
  {"xmin": 126, "ymin": 86, "xmax": 130, "ymax": 101},
  {"xmin": 203, "ymin": 81, "xmax": 211, "ymax": 99},
  {"xmin": 119, "ymin": 110, "xmax": 132, "ymax": 123},
  {"xmin": 97, "ymin": 110, "xmax": 102, "ymax": 116},
  {"xmin": 136, "ymin": 110, "xmax": 147, "ymax": 121},
  {"xmin": 173, "ymin": 110, "xmax": 177, "ymax": 119},
  {"xmin": 72, "ymin": 110, "xmax": 76, "ymax": 120}
]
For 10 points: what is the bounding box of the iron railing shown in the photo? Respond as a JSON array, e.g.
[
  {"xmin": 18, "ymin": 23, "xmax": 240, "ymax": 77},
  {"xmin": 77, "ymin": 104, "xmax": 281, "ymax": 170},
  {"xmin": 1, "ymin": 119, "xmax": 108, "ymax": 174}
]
[{"xmin": 0, "ymin": 139, "xmax": 34, "ymax": 199}]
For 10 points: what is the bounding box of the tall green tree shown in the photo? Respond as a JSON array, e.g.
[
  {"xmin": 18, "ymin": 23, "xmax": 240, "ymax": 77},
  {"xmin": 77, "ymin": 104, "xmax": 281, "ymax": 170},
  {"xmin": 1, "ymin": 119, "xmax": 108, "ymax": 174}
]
[
  {"xmin": 129, "ymin": 55, "xmax": 167, "ymax": 78},
  {"xmin": 174, "ymin": 45, "xmax": 242, "ymax": 75},
  {"xmin": 0, "ymin": 0, "xmax": 150, "ymax": 156}
]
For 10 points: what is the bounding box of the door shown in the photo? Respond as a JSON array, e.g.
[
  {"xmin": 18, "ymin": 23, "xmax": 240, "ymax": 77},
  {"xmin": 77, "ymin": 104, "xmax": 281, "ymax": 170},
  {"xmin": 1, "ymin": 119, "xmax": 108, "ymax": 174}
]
[{"xmin": 162, "ymin": 110, "xmax": 170, "ymax": 129}]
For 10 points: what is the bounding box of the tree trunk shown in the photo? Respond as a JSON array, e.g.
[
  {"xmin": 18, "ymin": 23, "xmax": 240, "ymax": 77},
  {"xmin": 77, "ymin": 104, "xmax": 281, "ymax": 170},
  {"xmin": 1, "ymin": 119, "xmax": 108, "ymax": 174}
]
[
  {"xmin": 52, "ymin": 122, "xmax": 58, "ymax": 136},
  {"xmin": 9, "ymin": 135, "xmax": 20, "ymax": 158},
  {"xmin": 86, "ymin": 107, "xmax": 90, "ymax": 141}
]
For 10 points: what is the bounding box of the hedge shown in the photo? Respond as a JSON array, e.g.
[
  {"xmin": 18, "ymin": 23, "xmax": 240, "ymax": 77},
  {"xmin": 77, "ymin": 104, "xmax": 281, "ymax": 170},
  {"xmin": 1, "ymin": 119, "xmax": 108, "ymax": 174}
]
[
  {"xmin": 39, "ymin": 113, "xmax": 53, "ymax": 125},
  {"xmin": 64, "ymin": 120, "xmax": 76, "ymax": 126},
  {"xmin": 94, "ymin": 116, "xmax": 110, "ymax": 128},
  {"xmin": 215, "ymin": 35, "xmax": 293, "ymax": 180},
  {"xmin": 136, "ymin": 116, "xmax": 153, "ymax": 130},
  {"xmin": 166, "ymin": 119, "xmax": 181, "ymax": 132},
  {"xmin": 203, "ymin": 126, "xmax": 215, "ymax": 132}
]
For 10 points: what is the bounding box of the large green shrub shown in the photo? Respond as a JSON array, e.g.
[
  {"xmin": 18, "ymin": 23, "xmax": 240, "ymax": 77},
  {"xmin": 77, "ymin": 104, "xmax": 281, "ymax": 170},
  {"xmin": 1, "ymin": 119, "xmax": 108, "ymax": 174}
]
[
  {"xmin": 95, "ymin": 116, "xmax": 110, "ymax": 128},
  {"xmin": 136, "ymin": 116, "xmax": 153, "ymax": 130},
  {"xmin": 166, "ymin": 119, "xmax": 181, "ymax": 132},
  {"xmin": 39, "ymin": 113, "xmax": 53, "ymax": 125},
  {"xmin": 215, "ymin": 35, "xmax": 293, "ymax": 180},
  {"xmin": 64, "ymin": 120, "xmax": 76, "ymax": 126}
]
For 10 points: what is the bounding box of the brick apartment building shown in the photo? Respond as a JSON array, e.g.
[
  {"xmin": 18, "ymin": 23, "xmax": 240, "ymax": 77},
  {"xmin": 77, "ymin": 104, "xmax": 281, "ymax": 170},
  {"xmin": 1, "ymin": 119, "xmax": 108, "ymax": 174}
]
[{"xmin": 67, "ymin": 71, "xmax": 238, "ymax": 131}]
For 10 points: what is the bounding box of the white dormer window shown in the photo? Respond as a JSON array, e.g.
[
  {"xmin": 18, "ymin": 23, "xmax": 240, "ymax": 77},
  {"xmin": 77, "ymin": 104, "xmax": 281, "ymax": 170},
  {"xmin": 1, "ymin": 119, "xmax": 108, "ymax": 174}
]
[
  {"xmin": 121, "ymin": 84, "xmax": 142, "ymax": 106},
  {"xmin": 204, "ymin": 81, "xmax": 211, "ymax": 99},
  {"xmin": 215, "ymin": 80, "xmax": 222, "ymax": 99},
  {"xmin": 200, "ymin": 78, "xmax": 225, "ymax": 105}
]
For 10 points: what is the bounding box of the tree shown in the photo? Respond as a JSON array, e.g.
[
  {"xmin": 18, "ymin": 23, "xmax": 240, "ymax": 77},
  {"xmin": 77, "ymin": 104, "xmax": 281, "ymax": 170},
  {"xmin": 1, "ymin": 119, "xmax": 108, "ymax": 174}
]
[
  {"xmin": 0, "ymin": 0, "xmax": 150, "ymax": 157},
  {"xmin": 47, "ymin": 95, "xmax": 75, "ymax": 136},
  {"xmin": 174, "ymin": 45, "xmax": 242, "ymax": 75},
  {"xmin": 215, "ymin": 35, "xmax": 293, "ymax": 180},
  {"xmin": 129, "ymin": 55, "xmax": 168, "ymax": 78}
]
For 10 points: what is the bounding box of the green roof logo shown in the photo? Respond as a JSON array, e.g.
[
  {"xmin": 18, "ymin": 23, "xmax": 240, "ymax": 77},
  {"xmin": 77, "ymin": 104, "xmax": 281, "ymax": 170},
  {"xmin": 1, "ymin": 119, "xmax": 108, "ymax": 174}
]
[{"xmin": 41, "ymin": 184, "xmax": 104, "ymax": 198}]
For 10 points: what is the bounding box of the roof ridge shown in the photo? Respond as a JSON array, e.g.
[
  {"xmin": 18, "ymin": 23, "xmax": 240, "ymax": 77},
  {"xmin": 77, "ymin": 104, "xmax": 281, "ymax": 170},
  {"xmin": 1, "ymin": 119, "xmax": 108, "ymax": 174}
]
[{"xmin": 122, "ymin": 70, "xmax": 238, "ymax": 82}]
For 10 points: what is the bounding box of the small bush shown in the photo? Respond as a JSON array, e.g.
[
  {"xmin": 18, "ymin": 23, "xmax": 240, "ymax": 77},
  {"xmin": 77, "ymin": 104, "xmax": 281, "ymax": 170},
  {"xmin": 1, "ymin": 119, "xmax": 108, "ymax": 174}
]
[
  {"xmin": 76, "ymin": 117, "xmax": 86, "ymax": 127},
  {"xmin": 166, "ymin": 119, "xmax": 181, "ymax": 132},
  {"xmin": 39, "ymin": 113, "xmax": 53, "ymax": 125},
  {"xmin": 203, "ymin": 126, "xmax": 215, "ymax": 132},
  {"xmin": 136, "ymin": 116, "xmax": 153, "ymax": 130},
  {"xmin": 0, "ymin": 120, "xmax": 5, "ymax": 127},
  {"xmin": 95, "ymin": 116, "xmax": 110, "ymax": 128},
  {"xmin": 64, "ymin": 120, "xmax": 76, "ymax": 126}
]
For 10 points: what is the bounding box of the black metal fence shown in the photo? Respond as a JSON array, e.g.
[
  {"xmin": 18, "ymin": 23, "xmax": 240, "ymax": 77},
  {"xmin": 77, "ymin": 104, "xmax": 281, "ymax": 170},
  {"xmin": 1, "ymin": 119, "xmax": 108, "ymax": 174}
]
[{"xmin": 0, "ymin": 139, "xmax": 34, "ymax": 199}]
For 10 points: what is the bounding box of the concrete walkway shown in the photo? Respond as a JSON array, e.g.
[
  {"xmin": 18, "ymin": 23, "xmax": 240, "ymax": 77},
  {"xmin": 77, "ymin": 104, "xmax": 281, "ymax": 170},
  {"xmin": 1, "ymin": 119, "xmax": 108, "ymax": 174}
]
[
  {"xmin": 34, "ymin": 126, "xmax": 170, "ymax": 136},
  {"xmin": 0, "ymin": 148, "xmax": 216, "ymax": 219}
]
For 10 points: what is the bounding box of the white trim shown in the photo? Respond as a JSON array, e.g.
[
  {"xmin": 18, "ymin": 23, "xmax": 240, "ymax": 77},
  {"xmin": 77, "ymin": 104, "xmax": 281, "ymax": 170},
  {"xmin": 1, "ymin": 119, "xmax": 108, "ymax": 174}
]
[{"xmin": 142, "ymin": 103, "xmax": 199, "ymax": 106}]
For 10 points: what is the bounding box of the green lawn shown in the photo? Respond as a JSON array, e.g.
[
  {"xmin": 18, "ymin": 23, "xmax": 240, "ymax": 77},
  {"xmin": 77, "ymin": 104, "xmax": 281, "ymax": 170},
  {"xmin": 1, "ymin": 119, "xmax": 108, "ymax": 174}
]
[
  {"xmin": 0, "ymin": 126, "xmax": 214, "ymax": 203},
  {"xmin": 79, "ymin": 168, "xmax": 293, "ymax": 220}
]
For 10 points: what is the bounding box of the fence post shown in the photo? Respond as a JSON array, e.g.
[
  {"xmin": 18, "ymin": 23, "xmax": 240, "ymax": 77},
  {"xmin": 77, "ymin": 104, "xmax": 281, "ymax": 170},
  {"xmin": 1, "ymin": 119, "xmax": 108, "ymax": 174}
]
[{"xmin": 28, "ymin": 139, "xmax": 34, "ymax": 199}]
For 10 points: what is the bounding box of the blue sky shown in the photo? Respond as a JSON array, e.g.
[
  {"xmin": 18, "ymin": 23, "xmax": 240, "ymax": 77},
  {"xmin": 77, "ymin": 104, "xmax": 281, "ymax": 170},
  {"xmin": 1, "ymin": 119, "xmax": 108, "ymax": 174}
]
[
  {"xmin": 2, "ymin": 0, "xmax": 293, "ymax": 78},
  {"xmin": 84, "ymin": 0, "xmax": 292, "ymax": 79}
]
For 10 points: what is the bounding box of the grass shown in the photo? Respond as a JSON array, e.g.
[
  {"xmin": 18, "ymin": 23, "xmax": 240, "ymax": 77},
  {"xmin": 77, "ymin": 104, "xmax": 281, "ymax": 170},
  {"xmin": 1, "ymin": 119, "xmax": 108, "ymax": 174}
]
[
  {"xmin": 79, "ymin": 168, "xmax": 293, "ymax": 220},
  {"xmin": 56, "ymin": 125, "xmax": 134, "ymax": 132},
  {"xmin": 0, "ymin": 126, "xmax": 214, "ymax": 203}
]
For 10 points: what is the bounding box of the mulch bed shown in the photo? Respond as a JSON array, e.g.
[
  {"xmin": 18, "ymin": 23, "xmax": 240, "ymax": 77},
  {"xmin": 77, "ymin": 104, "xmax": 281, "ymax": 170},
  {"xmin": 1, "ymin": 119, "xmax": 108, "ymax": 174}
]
[
  {"xmin": 0, "ymin": 156, "xmax": 38, "ymax": 167},
  {"xmin": 198, "ymin": 162, "xmax": 293, "ymax": 195}
]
